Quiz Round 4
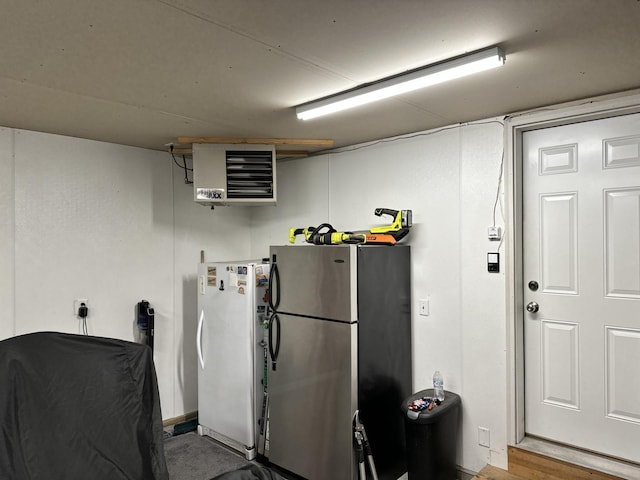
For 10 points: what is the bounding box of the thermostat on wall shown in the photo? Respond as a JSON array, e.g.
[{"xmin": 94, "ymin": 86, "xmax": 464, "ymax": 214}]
[{"xmin": 487, "ymin": 252, "xmax": 500, "ymax": 273}]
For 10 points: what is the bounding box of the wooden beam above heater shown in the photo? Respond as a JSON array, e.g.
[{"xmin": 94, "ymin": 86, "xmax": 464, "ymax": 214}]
[
  {"xmin": 275, "ymin": 150, "xmax": 309, "ymax": 158},
  {"xmin": 176, "ymin": 137, "xmax": 334, "ymax": 148},
  {"xmin": 170, "ymin": 147, "xmax": 309, "ymax": 158}
]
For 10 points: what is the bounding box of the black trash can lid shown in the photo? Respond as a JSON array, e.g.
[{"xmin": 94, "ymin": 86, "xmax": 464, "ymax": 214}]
[{"xmin": 401, "ymin": 389, "xmax": 461, "ymax": 424}]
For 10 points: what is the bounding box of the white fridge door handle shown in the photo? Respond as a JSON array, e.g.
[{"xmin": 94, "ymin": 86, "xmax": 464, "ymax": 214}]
[{"xmin": 197, "ymin": 309, "xmax": 205, "ymax": 369}]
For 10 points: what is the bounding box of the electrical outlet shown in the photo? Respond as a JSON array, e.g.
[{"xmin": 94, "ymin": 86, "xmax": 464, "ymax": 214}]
[
  {"xmin": 488, "ymin": 226, "xmax": 501, "ymax": 241},
  {"xmin": 478, "ymin": 426, "xmax": 490, "ymax": 447},
  {"xmin": 418, "ymin": 298, "xmax": 429, "ymax": 316},
  {"xmin": 73, "ymin": 299, "xmax": 88, "ymax": 317}
]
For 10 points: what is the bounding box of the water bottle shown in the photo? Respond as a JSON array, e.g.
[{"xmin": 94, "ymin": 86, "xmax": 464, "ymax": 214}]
[{"xmin": 433, "ymin": 370, "xmax": 445, "ymax": 401}]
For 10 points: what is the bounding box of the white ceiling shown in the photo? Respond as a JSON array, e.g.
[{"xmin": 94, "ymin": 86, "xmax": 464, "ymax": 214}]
[{"xmin": 1, "ymin": 0, "xmax": 640, "ymax": 155}]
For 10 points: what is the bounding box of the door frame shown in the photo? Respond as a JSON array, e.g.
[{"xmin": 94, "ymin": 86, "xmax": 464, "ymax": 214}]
[{"xmin": 504, "ymin": 90, "xmax": 640, "ymax": 446}]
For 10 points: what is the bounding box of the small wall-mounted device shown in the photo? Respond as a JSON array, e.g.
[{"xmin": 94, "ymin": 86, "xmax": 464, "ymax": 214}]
[
  {"xmin": 487, "ymin": 226, "xmax": 501, "ymax": 241},
  {"xmin": 137, "ymin": 300, "xmax": 155, "ymax": 352},
  {"xmin": 487, "ymin": 252, "xmax": 500, "ymax": 273}
]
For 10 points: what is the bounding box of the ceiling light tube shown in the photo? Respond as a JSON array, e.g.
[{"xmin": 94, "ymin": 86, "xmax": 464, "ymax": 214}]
[{"xmin": 296, "ymin": 46, "xmax": 505, "ymax": 120}]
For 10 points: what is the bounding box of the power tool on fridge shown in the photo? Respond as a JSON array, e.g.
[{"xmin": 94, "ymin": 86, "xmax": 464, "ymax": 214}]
[{"xmin": 289, "ymin": 208, "xmax": 412, "ymax": 246}]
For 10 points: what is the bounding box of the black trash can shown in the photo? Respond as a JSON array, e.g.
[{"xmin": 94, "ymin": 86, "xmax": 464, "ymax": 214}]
[{"xmin": 401, "ymin": 388, "xmax": 461, "ymax": 480}]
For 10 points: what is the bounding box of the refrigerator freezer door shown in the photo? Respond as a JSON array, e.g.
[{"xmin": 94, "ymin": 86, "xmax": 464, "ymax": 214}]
[
  {"xmin": 197, "ymin": 263, "xmax": 255, "ymax": 453},
  {"xmin": 356, "ymin": 245, "xmax": 412, "ymax": 480},
  {"xmin": 268, "ymin": 313, "xmax": 357, "ymax": 480},
  {"xmin": 270, "ymin": 245, "xmax": 357, "ymax": 323}
]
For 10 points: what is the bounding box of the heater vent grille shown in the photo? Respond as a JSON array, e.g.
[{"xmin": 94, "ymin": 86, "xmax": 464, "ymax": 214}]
[
  {"xmin": 193, "ymin": 143, "xmax": 277, "ymax": 205},
  {"xmin": 226, "ymin": 151, "xmax": 274, "ymax": 199}
]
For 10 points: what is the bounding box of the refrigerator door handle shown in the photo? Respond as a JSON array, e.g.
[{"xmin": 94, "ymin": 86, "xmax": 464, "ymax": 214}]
[
  {"xmin": 197, "ymin": 309, "xmax": 205, "ymax": 369},
  {"xmin": 267, "ymin": 261, "xmax": 281, "ymax": 371},
  {"xmin": 268, "ymin": 262, "xmax": 280, "ymax": 311},
  {"xmin": 268, "ymin": 312, "xmax": 281, "ymax": 371}
]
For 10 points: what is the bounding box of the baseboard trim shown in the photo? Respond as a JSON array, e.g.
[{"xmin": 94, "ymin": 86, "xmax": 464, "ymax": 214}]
[
  {"xmin": 163, "ymin": 411, "xmax": 197, "ymax": 428},
  {"xmin": 458, "ymin": 466, "xmax": 478, "ymax": 480},
  {"xmin": 510, "ymin": 437, "xmax": 640, "ymax": 480}
]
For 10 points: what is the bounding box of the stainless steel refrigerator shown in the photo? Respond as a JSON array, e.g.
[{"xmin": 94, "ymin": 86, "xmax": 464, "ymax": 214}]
[
  {"xmin": 266, "ymin": 245, "xmax": 412, "ymax": 480},
  {"xmin": 196, "ymin": 261, "xmax": 270, "ymax": 460}
]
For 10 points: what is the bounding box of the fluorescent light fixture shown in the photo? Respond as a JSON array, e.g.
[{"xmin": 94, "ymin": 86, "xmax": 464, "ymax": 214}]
[{"xmin": 296, "ymin": 46, "xmax": 505, "ymax": 120}]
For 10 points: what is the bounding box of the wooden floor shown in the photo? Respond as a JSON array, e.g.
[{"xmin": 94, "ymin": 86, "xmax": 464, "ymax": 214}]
[
  {"xmin": 472, "ymin": 464, "xmax": 525, "ymax": 480},
  {"xmin": 507, "ymin": 446, "xmax": 625, "ymax": 480},
  {"xmin": 472, "ymin": 446, "xmax": 627, "ymax": 480}
]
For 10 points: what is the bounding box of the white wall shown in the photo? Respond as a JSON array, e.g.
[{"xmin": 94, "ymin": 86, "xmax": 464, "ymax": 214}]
[
  {"xmin": 250, "ymin": 120, "xmax": 507, "ymax": 473},
  {"xmin": 0, "ymin": 128, "xmax": 253, "ymax": 419},
  {"xmin": 459, "ymin": 123, "xmax": 507, "ymax": 469},
  {"xmin": 2, "ymin": 121, "xmax": 508, "ymax": 473}
]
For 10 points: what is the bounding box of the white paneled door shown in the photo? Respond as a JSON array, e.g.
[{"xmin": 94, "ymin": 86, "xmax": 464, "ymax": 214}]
[{"xmin": 523, "ymin": 113, "xmax": 640, "ymax": 463}]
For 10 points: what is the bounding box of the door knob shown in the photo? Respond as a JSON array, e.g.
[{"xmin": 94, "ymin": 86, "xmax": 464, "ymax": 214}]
[{"xmin": 526, "ymin": 301, "xmax": 539, "ymax": 313}]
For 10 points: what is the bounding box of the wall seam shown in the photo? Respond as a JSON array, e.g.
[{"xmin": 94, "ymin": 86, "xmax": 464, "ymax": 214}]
[
  {"xmin": 458, "ymin": 125, "xmax": 465, "ymax": 399},
  {"xmin": 327, "ymin": 153, "xmax": 332, "ymax": 222},
  {"xmin": 170, "ymin": 153, "xmax": 177, "ymax": 420},
  {"xmin": 11, "ymin": 129, "xmax": 16, "ymax": 337}
]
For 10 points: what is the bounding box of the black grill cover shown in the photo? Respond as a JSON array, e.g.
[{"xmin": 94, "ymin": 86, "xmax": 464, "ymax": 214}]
[{"xmin": 0, "ymin": 332, "xmax": 169, "ymax": 480}]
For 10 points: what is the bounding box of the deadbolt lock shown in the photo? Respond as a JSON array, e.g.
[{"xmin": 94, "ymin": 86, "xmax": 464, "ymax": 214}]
[{"xmin": 528, "ymin": 280, "xmax": 539, "ymax": 291}]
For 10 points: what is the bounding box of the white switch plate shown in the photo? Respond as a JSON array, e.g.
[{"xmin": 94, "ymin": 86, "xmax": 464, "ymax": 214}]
[
  {"xmin": 478, "ymin": 426, "xmax": 490, "ymax": 447},
  {"xmin": 418, "ymin": 298, "xmax": 429, "ymax": 316}
]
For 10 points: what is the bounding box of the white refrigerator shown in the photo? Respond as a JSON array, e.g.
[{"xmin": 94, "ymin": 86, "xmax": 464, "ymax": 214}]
[{"xmin": 196, "ymin": 261, "xmax": 270, "ymax": 460}]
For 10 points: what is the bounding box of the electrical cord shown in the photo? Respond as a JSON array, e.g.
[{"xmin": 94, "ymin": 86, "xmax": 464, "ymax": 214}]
[
  {"xmin": 169, "ymin": 145, "xmax": 193, "ymax": 184},
  {"xmin": 181, "ymin": 155, "xmax": 192, "ymax": 184},
  {"xmin": 492, "ymin": 149, "xmax": 505, "ymax": 228},
  {"xmin": 490, "ymin": 118, "xmax": 507, "ymax": 255},
  {"xmin": 324, "ymin": 119, "xmax": 506, "ymax": 155},
  {"xmin": 78, "ymin": 302, "xmax": 88, "ymax": 335}
]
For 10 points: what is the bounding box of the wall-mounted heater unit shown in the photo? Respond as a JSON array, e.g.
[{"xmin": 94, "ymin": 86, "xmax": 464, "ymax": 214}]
[{"xmin": 193, "ymin": 143, "xmax": 277, "ymax": 206}]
